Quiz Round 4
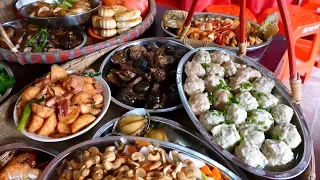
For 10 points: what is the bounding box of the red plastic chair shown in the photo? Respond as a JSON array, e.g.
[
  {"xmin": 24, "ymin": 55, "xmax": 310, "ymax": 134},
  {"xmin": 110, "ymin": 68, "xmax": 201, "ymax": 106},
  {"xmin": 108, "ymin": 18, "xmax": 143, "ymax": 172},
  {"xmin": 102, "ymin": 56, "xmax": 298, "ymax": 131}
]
[
  {"xmin": 204, "ymin": 4, "xmax": 257, "ymax": 22},
  {"xmin": 278, "ymin": 21, "xmax": 320, "ymax": 83},
  {"xmin": 259, "ymin": 5, "xmax": 320, "ymax": 69},
  {"xmin": 301, "ymin": 0, "xmax": 320, "ymax": 11}
]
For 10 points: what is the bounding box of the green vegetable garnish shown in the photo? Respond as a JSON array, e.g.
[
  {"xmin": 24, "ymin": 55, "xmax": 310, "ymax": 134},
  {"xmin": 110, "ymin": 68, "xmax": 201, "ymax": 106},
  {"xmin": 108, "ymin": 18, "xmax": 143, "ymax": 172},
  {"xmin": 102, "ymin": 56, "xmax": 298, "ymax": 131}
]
[
  {"xmin": 258, "ymin": 121, "xmax": 265, "ymax": 125},
  {"xmin": 26, "ymin": 28, "xmax": 48, "ymax": 52},
  {"xmin": 241, "ymin": 82, "xmax": 253, "ymax": 90},
  {"xmin": 201, "ymin": 63, "xmax": 210, "ymax": 69},
  {"xmin": 275, "ymin": 135, "xmax": 281, "ymax": 140},
  {"xmin": 224, "ymin": 120, "xmax": 233, "ymax": 124},
  {"xmin": 83, "ymin": 72, "xmax": 102, "ymax": 77},
  {"xmin": 201, "ymin": 171, "xmax": 208, "ymax": 180},
  {"xmin": 215, "ymin": 80, "xmax": 231, "ymax": 91},
  {"xmin": 0, "ymin": 70, "xmax": 15, "ymax": 95},
  {"xmin": 17, "ymin": 97, "xmax": 45, "ymax": 131},
  {"xmin": 208, "ymin": 92, "xmax": 214, "ymax": 103}
]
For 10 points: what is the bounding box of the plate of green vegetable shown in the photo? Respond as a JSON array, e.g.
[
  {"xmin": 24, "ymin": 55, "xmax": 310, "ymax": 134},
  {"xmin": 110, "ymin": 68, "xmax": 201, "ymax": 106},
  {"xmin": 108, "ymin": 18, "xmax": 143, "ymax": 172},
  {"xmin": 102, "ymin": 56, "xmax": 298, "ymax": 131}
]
[{"xmin": 0, "ymin": 61, "xmax": 15, "ymax": 103}]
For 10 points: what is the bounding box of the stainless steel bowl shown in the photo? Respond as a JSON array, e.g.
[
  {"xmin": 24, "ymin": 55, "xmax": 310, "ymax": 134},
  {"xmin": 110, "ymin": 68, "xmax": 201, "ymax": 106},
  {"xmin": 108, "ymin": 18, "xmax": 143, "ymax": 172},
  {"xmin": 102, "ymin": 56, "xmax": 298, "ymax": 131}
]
[
  {"xmin": 0, "ymin": 143, "xmax": 57, "ymax": 177},
  {"xmin": 176, "ymin": 47, "xmax": 312, "ymax": 179},
  {"xmin": 2, "ymin": 20, "xmax": 87, "ymax": 51},
  {"xmin": 40, "ymin": 136, "xmax": 242, "ymax": 179},
  {"xmin": 99, "ymin": 37, "xmax": 194, "ymax": 113},
  {"xmin": 161, "ymin": 12, "xmax": 272, "ymax": 52},
  {"xmin": 19, "ymin": 0, "xmax": 101, "ymax": 27},
  {"xmin": 0, "ymin": 61, "xmax": 14, "ymax": 103},
  {"xmin": 93, "ymin": 116, "xmax": 249, "ymax": 179}
]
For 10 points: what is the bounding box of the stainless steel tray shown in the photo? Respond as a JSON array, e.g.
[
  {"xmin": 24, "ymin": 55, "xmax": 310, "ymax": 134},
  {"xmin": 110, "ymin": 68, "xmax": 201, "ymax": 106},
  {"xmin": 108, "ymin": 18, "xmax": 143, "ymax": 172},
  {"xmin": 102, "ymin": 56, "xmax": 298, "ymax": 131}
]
[
  {"xmin": 2, "ymin": 20, "xmax": 87, "ymax": 51},
  {"xmin": 161, "ymin": 12, "xmax": 272, "ymax": 52},
  {"xmin": 40, "ymin": 136, "xmax": 243, "ymax": 179},
  {"xmin": 93, "ymin": 116, "xmax": 248, "ymax": 179},
  {"xmin": 19, "ymin": 0, "xmax": 101, "ymax": 27},
  {"xmin": 99, "ymin": 37, "xmax": 194, "ymax": 113},
  {"xmin": 0, "ymin": 61, "xmax": 14, "ymax": 103},
  {"xmin": 176, "ymin": 47, "xmax": 312, "ymax": 179}
]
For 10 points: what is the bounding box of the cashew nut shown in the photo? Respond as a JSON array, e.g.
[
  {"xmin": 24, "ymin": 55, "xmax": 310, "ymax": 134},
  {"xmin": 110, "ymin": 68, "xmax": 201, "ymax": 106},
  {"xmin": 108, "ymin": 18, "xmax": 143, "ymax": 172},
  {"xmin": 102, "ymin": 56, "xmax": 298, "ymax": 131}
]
[
  {"xmin": 171, "ymin": 162, "xmax": 183, "ymax": 178},
  {"xmin": 135, "ymin": 168, "xmax": 146, "ymax": 178},
  {"xmin": 83, "ymin": 150, "xmax": 90, "ymax": 161},
  {"xmin": 85, "ymin": 155, "xmax": 101, "ymax": 168},
  {"xmin": 104, "ymin": 175, "xmax": 116, "ymax": 180},
  {"xmin": 78, "ymin": 168, "xmax": 90, "ymax": 180},
  {"xmin": 148, "ymin": 152, "xmax": 161, "ymax": 161},
  {"xmin": 177, "ymin": 172, "xmax": 196, "ymax": 180},
  {"xmin": 128, "ymin": 159, "xmax": 140, "ymax": 167},
  {"xmin": 184, "ymin": 168, "xmax": 195, "ymax": 178},
  {"xmin": 92, "ymin": 169, "xmax": 104, "ymax": 180},
  {"xmin": 102, "ymin": 151, "xmax": 116, "ymax": 162},
  {"xmin": 183, "ymin": 160, "xmax": 195, "ymax": 168},
  {"xmin": 70, "ymin": 160, "xmax": 83, "ymax": 170},
  {"xmin": 147, "ymin": 171, "xmax": 164, "ymax": 177},
  {"xmin": 113, "ymin": 165, "xmax": 129, "ymax": 176},
  {"xmin": 104, "ymin": 158, "xmax": 127, "ymax": 170},
  {"xmin": 105, "ymin": 146, "xmax": 116, "ymax": 152},
  {"xmin": 126, "ymin": 169, "xmax": 134, "ymax": 178},
  {"xmin": 131, "ymin": 152, "xmax": 145, "ymax": 162},
  {"xmin": 162, "ymin": 165, "xmax": 172, "ymax": 175},
  {"xmin": 149, "ymin": 161, "xmax": 162, "ymax": 171},
  {"xmin": 160, "ymin": 150, "xmax": 166, "ymax": 164},
  {"xmin": 88, "ymin": 146, "xmax": 100, "ymax": 156}
]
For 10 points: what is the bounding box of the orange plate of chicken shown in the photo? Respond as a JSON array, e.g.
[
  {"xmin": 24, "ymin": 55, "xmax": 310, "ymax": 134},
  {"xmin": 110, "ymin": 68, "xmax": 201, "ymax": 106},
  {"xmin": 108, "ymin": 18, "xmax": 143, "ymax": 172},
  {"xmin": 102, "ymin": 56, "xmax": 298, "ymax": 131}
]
[
  {"xmin": 13, "ymin": 65, "xmax": 111, "ymax": 142},
  {"xmin": 162, "ymin": 11, "xmax": 278, "ymax": 51},
  {"xmin": 0, "ymin": 143, "xmax": 56, "ymax": 180}
]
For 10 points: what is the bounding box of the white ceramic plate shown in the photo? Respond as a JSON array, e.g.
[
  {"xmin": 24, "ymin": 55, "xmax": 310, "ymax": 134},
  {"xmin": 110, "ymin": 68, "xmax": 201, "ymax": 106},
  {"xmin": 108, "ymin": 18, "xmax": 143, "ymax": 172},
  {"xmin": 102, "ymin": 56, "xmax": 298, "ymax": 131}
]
[{"xmin": 13, "ymin": 72, "xmax": 111, "ymax": 142}]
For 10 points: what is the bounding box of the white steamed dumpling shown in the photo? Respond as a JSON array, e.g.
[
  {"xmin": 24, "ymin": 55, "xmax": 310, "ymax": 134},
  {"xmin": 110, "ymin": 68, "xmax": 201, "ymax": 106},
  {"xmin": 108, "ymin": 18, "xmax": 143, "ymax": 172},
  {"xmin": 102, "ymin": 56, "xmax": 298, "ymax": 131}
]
[
  {"xmin": 199, "ymin": 110, "xmax": 225, "ymax": 131},
  {"xmin": 236, "ymin": 91, "xmax": 258, "ymax": 111},
  {"xmin": 235, "ymin": 141, "xmax": 268, "ymax": 169},
  {"xmin": 271, "ymin": 104, "xmax": 294, "ymax": 124},
  {"xmin": 238, "ymin": 124, "xmax": 265, "ymax": 147},
  {"xmin": 252, "ymin": 76, "xmax": 275, "ymax": 94},
  {"xmin": 261, "ymin": 139, "xmax": 294, "ymax": 167},
  {"xmin": 189, "ymin": 93, "xmax": 211, "ymax": 116},
  {"xmin": 209, "ymin": 50, "xmax": 230, "ymax": 65},
  {"xmin": 184, "ymin": 61, "xmax": 206, "ymax": 78},
  {"xmin": 225, "ymin": 103, "xmax": 247, "ymax": 125},
  {"xmin": 246, "ymin": 109, "xmax": 274, "ymax": 132},
  {"xmin": 271, "ymin": 123, "xmax": 302, "ymax": 149},
  {"xmin": 183, "ymin": 76, "xmax": 205, "ymax": 96},
  {"xmin": 211, "ymin": 124, "xmax": 241, "ymax": 150},
  {"xmin": 192, "ymin": 49, "xmax": 211, "ymax": 64}
]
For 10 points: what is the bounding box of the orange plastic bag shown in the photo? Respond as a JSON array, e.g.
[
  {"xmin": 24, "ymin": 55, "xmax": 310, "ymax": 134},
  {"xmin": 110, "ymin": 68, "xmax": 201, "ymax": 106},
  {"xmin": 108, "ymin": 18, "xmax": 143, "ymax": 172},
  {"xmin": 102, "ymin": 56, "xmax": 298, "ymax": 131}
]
[{"xmin": 102, "ymin": 0, "xmax": 149, "ymax": 18}]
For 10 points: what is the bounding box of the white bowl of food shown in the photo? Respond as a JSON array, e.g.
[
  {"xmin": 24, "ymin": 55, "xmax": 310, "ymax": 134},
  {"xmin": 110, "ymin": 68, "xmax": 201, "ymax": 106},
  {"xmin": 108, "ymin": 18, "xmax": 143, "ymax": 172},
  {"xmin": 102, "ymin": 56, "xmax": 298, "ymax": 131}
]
[{"xmin": 13, "ymin": 65, "xmax": 111, "ymax": 142}]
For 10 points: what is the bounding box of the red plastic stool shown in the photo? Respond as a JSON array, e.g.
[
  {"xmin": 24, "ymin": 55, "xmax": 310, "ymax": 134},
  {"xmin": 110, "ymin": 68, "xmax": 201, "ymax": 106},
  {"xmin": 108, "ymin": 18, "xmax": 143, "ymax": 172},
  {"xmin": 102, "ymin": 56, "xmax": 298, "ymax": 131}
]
[
  {"xmin": 278, "ymin": 21, "xmax": 320, "ymax": 83},
  {"xmin": 259, "ymin": 5, "xmax": 320, "ymax": 69},
  {"xmin": 205, "ymin": 5, "xmax": 257, "ymax": 23}
]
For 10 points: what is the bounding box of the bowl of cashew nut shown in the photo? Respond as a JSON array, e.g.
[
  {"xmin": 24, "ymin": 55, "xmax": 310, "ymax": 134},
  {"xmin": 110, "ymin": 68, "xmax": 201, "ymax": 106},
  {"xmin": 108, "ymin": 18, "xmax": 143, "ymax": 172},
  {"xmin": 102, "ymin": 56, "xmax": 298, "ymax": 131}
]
[{"xmin": 39, "ymin": 136, "xmax": 242, "ymax": 180}]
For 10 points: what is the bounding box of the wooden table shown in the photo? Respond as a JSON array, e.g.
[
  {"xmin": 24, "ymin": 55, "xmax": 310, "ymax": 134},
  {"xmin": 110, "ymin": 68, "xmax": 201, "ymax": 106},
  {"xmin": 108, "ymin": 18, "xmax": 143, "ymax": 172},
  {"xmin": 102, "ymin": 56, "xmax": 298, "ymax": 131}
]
[{"xmin": 0, "ymin": 4, "xmax": 290, "ymax": 180}]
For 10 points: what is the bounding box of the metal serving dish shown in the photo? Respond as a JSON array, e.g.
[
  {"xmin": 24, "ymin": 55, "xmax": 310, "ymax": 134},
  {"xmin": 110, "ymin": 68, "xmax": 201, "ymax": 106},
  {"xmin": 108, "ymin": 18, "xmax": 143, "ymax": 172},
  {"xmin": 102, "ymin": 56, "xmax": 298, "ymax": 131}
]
[
  {"xmin": 0, "ymin": 143, "xmax": 57, "ymax": 177},
  {"xmin": 2, "ymin": 20, "xmax": 87, "ymax": 51},
  {"xmin": 176, "ymin": 47, "xmax": 312, "ymax": 179},
  {"xmin": 93, "ymin": 116, "xmax": 248, "ymax": 179},
  {"xmin": 0, "ymin": 61, "xmax": 14, "ymax": 103},
  {"xmin": 161, "ymin": 12, "xmax": 272, "ymax": 52},
  {"xmin": 40, "ymin": 136, "xmax": 243, "ymax": 179},
  {"xmin": 99, "ymin": 37, "xmax": 194, "ymax": 113},
  {"xmin": 19, "ymin": 0, "xmax": 101, "ymax": 27}
]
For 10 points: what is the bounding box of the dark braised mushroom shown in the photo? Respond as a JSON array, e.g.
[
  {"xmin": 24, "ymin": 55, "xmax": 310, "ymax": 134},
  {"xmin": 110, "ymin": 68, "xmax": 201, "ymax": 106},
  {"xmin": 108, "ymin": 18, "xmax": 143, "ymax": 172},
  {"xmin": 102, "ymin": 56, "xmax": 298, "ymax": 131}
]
[
  {"xmin": 111, "ymin": 49, "xmax": 127, "ymax": 64},
  {"xmin": 127, "ymin": 76, "xmax": 143, "ymax": 87},
  {"xmin": 106, "ymin": 70, "xmax": 123, "ymax": 87},
  {"xmin": 115, "ymin": 70, "xmax": 136, "ymax": 82},
  {"xmin": 144, "ymin": 43, "xmax": 158, "ymax": 51},
  {"xmin": 147, "ymin": 83, "xmax": 163, "ymax": 109},
  {"xmin": 154, "ymin": 55, "xmax": 176, "ymax": 69},
  {"xmin": 121, "ymin": 63, "xmax": 151, "ymax": 81},
  {"xmin": 133, "ymin": 56, "xmax": 148, "ymax": 72},
  {"xmin": 166, "ymin": 48, "xmax": 188, "ymax": 60},
  {"xmin": 150, "ymin": 68, "xmax": 166, "ymax": 82},
  {"xmin": 129, "ymin": 45, "xmax": 146, "ymax": 60},
  {"xmin": 134, "ymin": 81, "xmax": 150, "ymax": 92},
  {"xmin": 117, "ymin": 88, "xmax": 136, "ymax": 106}
]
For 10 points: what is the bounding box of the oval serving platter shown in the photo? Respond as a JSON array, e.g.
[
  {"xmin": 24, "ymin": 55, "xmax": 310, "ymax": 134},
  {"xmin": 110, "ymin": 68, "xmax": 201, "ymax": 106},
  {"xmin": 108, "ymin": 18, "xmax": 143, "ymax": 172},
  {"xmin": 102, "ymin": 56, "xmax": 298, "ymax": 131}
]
[
  {"xmin": 99, "ymin": 37, "xmax": 194, "ymax": 113},
  {"xmin": 176, "ymin": 47, "xmax": 312, "ymax": 179},
  {"xmin": 93, "ymin": 115, "xmax": 248, "ymax": 179},
  {"xmin": 161, "ymin": 12, "xmax": 272, "ymax": 52},
  {"xmin": 40, "ymin": 136, "xmax": 243, "ymax": 179}
]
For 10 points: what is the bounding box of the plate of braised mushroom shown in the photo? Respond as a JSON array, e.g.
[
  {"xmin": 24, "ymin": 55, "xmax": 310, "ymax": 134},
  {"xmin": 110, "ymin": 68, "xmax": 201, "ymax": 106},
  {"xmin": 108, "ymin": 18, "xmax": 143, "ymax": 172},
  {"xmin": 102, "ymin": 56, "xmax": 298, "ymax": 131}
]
[{"xmin": 99, "ymin": 37, "xmax": 193, "ymax": 113}]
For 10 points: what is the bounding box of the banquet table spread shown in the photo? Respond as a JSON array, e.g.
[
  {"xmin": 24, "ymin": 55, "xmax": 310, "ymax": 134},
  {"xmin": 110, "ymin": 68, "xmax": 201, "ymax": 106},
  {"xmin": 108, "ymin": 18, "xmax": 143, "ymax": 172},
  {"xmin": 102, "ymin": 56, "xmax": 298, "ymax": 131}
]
[{"xmin": 0, "ymin": 4, "xmax": 292, "ymax": 180}]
